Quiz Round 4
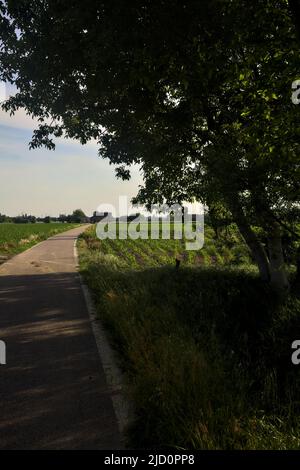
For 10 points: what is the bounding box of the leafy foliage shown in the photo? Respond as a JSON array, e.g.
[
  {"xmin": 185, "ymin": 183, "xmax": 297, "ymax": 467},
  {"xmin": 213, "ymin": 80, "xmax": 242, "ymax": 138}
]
[{"xmin": 1, "ymin": 1, "xmax": 299, "ymax": 286}]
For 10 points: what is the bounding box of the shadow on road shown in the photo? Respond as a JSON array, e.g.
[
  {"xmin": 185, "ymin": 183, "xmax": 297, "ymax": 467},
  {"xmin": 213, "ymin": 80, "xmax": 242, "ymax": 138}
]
[{"xmin": 0, "ymin": 273, "xmax": 121, "ymax": 450}]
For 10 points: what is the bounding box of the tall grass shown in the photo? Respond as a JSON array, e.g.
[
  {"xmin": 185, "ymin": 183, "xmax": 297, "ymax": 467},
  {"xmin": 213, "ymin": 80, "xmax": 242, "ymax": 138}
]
[{"xmin": 78, "ymin": 226, "xmax": 300, "ymax": 449}]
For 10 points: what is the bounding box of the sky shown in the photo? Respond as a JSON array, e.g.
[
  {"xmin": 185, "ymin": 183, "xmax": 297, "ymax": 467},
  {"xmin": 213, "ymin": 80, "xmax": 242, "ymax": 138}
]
[{"xmin": 0, "ymin": 86, "xmax": 142, "ymax": 217}]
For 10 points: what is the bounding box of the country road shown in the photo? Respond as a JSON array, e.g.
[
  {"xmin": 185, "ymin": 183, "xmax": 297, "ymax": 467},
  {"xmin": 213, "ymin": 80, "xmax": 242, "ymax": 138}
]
[{"xmin": 0, "ymin": 225, "xmax": 121, "ymax": 449}]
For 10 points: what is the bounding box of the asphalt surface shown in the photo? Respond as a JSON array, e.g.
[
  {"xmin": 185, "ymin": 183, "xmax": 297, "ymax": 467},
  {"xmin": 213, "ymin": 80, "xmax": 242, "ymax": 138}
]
[{"xmin": 0, "ymin": 226, "xmax": 121, "ymax": 449}]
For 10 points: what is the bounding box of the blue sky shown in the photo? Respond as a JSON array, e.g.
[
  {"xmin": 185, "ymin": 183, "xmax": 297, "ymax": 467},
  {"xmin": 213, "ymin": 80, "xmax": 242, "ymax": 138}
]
[{"xmin": 0, "ymin": 104, "xmax": 142, "ymax": 217}]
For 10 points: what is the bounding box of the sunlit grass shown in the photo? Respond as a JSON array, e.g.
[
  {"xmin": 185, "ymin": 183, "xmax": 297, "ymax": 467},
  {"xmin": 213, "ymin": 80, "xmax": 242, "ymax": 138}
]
[{"xmin": 0, "ymin": 222, "xmax": 79, "ymax": 258}]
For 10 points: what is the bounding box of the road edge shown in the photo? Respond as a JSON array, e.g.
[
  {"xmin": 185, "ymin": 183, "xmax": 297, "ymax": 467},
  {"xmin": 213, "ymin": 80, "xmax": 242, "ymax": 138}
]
[
  {"xmin": 74, "ymin": 237, "xmax": 131, "ymax": 445},
  {"xmin": 0, "ymin": 224, "xmax": 83, "ymax": 267}
]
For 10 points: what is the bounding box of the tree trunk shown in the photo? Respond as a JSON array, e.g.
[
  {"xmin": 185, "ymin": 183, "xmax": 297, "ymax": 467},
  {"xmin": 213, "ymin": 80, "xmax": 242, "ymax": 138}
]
[
  {"xmin": 227, "ymin": 198, "xmax": 290, "ymax": 288},
  {"xmin": 228, "ymin": 201, "xmax": 271, "ymax": 281},
  {"xmin": 267, "ymin": 226, "xmax": 290, "ymax": 290},
  {"xmin": 236, "ymin": 217, "xmax": 271, "ymax": 282}
]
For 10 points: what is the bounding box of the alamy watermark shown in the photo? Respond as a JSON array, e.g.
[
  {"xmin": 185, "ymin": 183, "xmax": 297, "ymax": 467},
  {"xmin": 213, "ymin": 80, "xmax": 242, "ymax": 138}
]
[
  {"xmin": 0, "ymin": 340, "xmax": 6, "ymax": 365},
  {"xmin": 95, "ymin": 197, "xmax": 204, "ymax": 251},
  {"xmin": 291, "ymin": 340, "xmax": 300, "ymax": 365},
  {"xmin": 291, "ymin": 80, "xmax": 300, "ymax": 104}
]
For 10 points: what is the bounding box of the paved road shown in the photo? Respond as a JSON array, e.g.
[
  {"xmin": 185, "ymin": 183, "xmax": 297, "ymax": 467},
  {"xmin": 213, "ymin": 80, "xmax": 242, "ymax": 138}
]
[{"xmin": 0, "ymin": 226, "xmax": 121, "ymax": 449}]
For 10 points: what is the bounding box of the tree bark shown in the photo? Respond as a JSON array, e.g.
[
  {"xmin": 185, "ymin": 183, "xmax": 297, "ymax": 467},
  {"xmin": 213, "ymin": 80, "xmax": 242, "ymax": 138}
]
[
  {"xmin": 228, "ymin": 201, "xmax": 271, "ymax": 281},
  {"xmin": 236, "ymin": 218, "xmax": 271, "ymax": 282},
  {"xmin": 267, "ymin": 225, "xmax": 289, "ymax": 290},
  {"xmin": 228, "ymin": 195, "xmax": 290, "ymax": 289}
]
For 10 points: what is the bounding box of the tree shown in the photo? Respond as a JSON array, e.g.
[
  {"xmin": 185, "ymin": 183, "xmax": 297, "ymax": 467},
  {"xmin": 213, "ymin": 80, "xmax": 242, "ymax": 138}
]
[
  {"xmin": 204, "ymin": 204, "xmax": 234, "ymax": 240},
  {"xmin": 0, "ymin": 0, "xmax": 299, "ymax": 288},
  {"xmin": 0, "ymin": 213, "xmax": 9, "ymax": 223},
  {"xmin": 12, "ymin": 213, "xmax": 36, "ymax": 223},
  {"xmin": 58, "ymin": 214, "xmax": 68, "ymax": 223},
  {"xmin": 70, "ymin": 209, "xmax": 87, "ymax": 223},
  {"xmin": 288, "ymin": 0, "xmax": 300, "ymax": 40}
]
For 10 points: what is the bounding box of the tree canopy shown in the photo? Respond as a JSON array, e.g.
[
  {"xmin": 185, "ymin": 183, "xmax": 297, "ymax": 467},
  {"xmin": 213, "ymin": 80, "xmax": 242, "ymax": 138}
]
[{"xmin": 0, "ymin": 0, "xmax": 299, "ymax": 287}]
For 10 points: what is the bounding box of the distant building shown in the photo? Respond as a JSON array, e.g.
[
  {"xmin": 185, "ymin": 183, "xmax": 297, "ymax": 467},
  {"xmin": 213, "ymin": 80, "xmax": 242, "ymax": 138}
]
[
  {"xmin": 90, "ymin": 211, "xmax": 113, "ymax": 223},
  {"xmin": 118, "ymin": 213, "xmax": 144, "ymax": 222}
]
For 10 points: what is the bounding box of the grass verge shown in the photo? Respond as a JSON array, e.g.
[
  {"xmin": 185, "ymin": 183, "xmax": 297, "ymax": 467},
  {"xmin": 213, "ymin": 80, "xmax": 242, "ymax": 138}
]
[
  {"xmin": 78, "ymin": 226, "xmax": 300, "ymax": 449},
  {"xmin": 0, "ymin": 223, "xmax": 79, "ymax": 261}
]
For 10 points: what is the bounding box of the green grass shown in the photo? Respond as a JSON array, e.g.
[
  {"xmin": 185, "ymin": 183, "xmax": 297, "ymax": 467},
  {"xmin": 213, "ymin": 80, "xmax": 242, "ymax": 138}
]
[
  {"xmin": 78, "ymin": 225, "xmax": 300, "ymax": 450},
  {"xmin": 85, "ymin": 222, "xmax": 252, "ymax": 269},
  {"xmin": 0, "ymin": 223, "xmax": 79, "ymax": 259}
]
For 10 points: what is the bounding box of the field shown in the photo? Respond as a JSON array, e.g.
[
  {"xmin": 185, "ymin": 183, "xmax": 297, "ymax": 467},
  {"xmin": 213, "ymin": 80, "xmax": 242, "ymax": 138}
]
[
  {"xmin": 90, "ymin": 221, "xmax": 252, "ymax": 269},
  {"xmin": 0, "ymin": 223, "xmax": 78, "ymax": 261},
  {"xmin": 78, "ymin": 224, "xmax": 300, "ymax": 450}
]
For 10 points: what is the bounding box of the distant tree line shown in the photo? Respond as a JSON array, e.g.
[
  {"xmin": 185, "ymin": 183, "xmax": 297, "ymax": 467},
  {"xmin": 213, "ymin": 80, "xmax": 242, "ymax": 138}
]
[{"xmin": 0, "ymin": 209, "xmax": 88, "ymax": 224}]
